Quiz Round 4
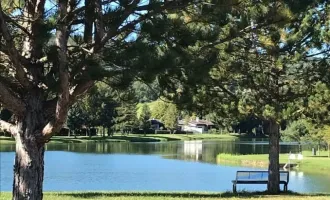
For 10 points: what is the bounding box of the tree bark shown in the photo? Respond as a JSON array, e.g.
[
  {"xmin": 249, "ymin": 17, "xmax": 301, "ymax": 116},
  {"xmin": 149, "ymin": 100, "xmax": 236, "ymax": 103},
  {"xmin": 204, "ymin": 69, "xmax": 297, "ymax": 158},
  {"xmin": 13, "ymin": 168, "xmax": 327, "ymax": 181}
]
[
  {"xmin": 267, "ymin": 120, "xmax": 280, "ymax": 194},
  {"xmin": 12, "ymin": 93, "xmax": 46, "ymax": 200},
  {"xmin": 13, "ymin": 135, "xmax": 45, "ymax": 200}
]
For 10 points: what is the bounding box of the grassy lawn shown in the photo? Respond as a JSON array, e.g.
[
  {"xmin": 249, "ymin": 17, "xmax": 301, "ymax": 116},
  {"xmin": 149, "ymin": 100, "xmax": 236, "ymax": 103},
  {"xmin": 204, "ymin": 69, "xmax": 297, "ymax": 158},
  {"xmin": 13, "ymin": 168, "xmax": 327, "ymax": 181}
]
[
  {"xmin": 0, "ymin": 134, "xmax": 237, "ymax": 145},
  {"xmin": 0, "ymin": 136, "xmax": 15, "ymax": 144},
  {"xmin": 0, "ymin": 192, "xmax": 329, "ymax": 200},
  {"xmin": 217, "ymin": 151, "xmax": 330, "ymax": 174}
]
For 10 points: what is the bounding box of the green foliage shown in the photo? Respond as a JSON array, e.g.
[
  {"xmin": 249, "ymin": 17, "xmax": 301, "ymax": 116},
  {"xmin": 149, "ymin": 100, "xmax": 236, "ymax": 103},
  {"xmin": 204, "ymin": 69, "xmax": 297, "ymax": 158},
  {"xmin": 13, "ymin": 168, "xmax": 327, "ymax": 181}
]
[
  {"xmin": 137, "ymin": 100, "xmax": 179, "ymax": 129},
  {"xmin": 132, "ymin": 81, "xmax": 160, "ymax": 103},
  {"xmin": 139, "ymin": 104, "xmax": 151, "ymax": 130},
  {"xmin": 281, "ymin": 119, "xmax": 318, "ymax": 142},
  {"xmin": 67, "ymin": 97, "xmax": 93, "ymax": 130},
  {"xmin": 306, "ymin": 82, "xmax": 330, "ymax": 124},
  {"xmin": 149, "ymin": 100, "xmax": 179, "ymax": 129},
  {"xmin": 1, "ymin": 0, "xmax": 24, "ymax": 13},
  {"xmin": 320, "ymin": 126, "xmax": 330, "ymax": 144},
  {"xmin": 262, "ymin": 105, "xmax": 277, "ymax": 121},
  {"xmin": 68, "ymin": 83, "xmax": 118, "ymax": 131},
  {"xmin": 161, "ymin": 103, "xmax": 178, "ymax": 129},
  {"xmin": 167, "ymin": 0, "xmax": 330, "ymax": 129},
  {"xmin": 114, "ymin": 102, "xmax": 138, "ymax": 132},
  {"xmin": 139, "ymin": 104, "xmax": 151, "ymax": 121},
  {"xmin": 148, "ymin": 101, "xmax": 167, "ymax": 120}
]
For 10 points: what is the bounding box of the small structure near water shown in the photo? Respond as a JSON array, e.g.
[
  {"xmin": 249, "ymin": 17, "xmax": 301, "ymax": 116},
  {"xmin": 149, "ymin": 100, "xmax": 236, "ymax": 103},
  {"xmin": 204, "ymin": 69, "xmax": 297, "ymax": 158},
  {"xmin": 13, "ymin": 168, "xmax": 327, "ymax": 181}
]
[
  {"xmin": 178, "ymin": 117, "xmax": 215, "ymax": 133},
  {"xmin": 283, "ymin": 153, "xmax": 303, "ymax": 170}
]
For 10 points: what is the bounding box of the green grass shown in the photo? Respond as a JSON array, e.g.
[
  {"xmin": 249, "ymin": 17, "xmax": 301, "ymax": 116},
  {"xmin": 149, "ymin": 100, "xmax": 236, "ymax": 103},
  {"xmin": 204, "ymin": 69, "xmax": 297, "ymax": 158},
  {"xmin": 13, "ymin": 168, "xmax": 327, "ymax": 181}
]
[
  {"xmin": 217, "ymin": 151, "xmax": 330, "ymax": 174},
  {"xmin": 0, "ymin": 191, "xmax": 330, "ymax": 200},
  {"xmin": 0, "ymin": 136, "xmax": 15, "ymax": 144},
  {"xmin": 0, "ymin": 134, "xmax": 237, "ymax": 145}
]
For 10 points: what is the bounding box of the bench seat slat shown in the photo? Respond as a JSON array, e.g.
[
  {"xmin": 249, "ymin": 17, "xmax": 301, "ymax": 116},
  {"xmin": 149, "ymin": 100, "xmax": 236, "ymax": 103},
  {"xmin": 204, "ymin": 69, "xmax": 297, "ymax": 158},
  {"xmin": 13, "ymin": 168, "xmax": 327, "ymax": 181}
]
[{"xmin": 232, "ymin": 180, "xmax": 288, "ymax": 184}]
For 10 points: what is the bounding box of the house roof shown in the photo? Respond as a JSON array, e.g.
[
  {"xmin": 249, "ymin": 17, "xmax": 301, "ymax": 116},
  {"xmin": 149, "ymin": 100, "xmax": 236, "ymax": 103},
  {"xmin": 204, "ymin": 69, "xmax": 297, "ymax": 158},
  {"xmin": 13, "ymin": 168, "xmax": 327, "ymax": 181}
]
[
  {"xmin": 189, "ymin": 120, "xmax": 214, "ymax": 126},
  {"xmin": 178, "ymin": 119, "xmax": 214, "ymax": 126}
]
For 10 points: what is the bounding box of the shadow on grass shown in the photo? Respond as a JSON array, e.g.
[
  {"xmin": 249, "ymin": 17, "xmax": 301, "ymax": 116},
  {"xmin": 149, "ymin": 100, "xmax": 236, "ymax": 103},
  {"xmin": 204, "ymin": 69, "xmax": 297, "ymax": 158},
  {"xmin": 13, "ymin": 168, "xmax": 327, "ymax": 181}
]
[
  {"xmin": 305, "ymin": 156, "xmax": 329, "ymax": 158},
  {"xmin": 56, "ymin": 191, "xmax": 330, "ymax": 199}
]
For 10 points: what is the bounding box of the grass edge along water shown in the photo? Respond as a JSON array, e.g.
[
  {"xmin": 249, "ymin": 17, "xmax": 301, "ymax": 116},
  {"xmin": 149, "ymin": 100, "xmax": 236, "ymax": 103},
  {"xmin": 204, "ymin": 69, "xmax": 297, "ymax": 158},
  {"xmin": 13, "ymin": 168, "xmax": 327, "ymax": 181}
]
[{"xmin": 1, "ymin": 191, "xmax": 330, "ymax": 200}]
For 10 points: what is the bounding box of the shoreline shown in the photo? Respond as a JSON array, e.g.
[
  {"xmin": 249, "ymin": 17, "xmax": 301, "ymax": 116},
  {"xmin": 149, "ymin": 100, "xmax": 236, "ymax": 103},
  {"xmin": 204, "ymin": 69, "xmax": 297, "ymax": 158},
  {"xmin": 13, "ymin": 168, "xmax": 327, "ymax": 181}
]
[
  {"xmin": 217, "ymin": 151, "xmax": 330, "ymax": 175},
  {"xmin": 0, "ymin": 191, "xmax": 329, "ymax": 200},
  {"xmin": 0, "ymin": 134, "xmax": 238, "ymax": 145}
]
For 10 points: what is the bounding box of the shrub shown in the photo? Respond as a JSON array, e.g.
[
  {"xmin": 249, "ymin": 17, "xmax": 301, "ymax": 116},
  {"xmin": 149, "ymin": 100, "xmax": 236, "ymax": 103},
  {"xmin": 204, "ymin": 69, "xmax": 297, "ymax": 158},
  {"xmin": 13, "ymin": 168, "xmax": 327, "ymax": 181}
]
[
  {"xmin": 155, "ymin": 130, "xmax": 171, "ymax": 134},
  {"xmin": 281, "ymin": 119, "xmax": 318, "ymax": 142}
]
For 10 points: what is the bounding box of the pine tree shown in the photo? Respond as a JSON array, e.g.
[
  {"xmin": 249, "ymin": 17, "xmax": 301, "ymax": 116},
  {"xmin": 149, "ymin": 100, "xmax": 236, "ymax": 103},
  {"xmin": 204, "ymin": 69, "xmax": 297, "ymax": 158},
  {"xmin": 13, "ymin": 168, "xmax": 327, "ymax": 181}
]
[
  {"xmin": 211, "ymin": 1, "xmax": 329, "ymax": 193},
  {"xmin": 162, "ymin": 103, "xmax": 179, "ymax": 130},
  {"xmin": 161, "ymin": 0, "xmax": 329, "ymax": 194},
  {"xmin": 114, "ymin": 102, "xmax": 138, "ymax": 134},
  {"xmin": 0, "ymin": 0, "xmax": 207, "ymax": 198},
  {"xmin": 139, "ymin": 104, "xmax": 151, "ymax": 133}
]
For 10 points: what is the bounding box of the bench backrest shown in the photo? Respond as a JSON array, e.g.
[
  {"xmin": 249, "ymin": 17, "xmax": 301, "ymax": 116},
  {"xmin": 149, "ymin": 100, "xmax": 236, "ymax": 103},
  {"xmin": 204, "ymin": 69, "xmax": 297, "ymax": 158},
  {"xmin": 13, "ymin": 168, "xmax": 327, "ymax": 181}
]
[{"xmin": 235, "ymin": 171, "xmax": 289, "ymax": 183}]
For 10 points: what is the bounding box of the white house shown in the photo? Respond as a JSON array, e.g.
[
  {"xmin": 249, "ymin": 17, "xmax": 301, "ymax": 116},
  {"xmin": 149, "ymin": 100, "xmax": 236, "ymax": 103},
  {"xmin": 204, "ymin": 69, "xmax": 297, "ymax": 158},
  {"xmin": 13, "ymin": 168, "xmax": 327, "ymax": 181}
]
[{"xmin": 178, "ymin": 117, "xmax": 215, "ymax": 133}]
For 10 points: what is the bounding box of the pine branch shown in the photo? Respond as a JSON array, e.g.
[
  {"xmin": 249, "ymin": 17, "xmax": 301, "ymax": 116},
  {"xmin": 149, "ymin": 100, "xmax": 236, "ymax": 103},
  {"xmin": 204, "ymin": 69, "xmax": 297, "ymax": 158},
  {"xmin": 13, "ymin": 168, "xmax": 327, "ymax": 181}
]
[
  {"xmin": 94, "ymin": 0, "xmax": 105, "ymax": 49},
  {"xmin": 212, "ymin": 84, "xmax": 238, "ymax": 100},
  {"xmin": 83, "ymin": 0, "xmax": 94, "ymax": 44},
  {"xmin": 42, "ymin": 0, "xmax": 70, "ymax": 140},
  {"xmin": 204, "ymin": 18, "xmax": 298, "ymax": 50},
  {"xmin": 0, "ymin": 80, "xmax": 26, "ymax": 116},
  {"xmin": 70, "ymin": 0, "xmax": 116, "ymax": 17},
  {"xmin": 95, "ymin": 0, "xmax": 140, "ymax": 51},
  {"xmin": 70, "ymin": 80, "xmax": 95, "ymax": 101},
  {"xmin": 0, "ymin": 3, "xmax": 31, "ymax": 88},
  {"xmin": 95, "ymin": 0, "xmax": 195, "ymax": 52},
  {"xmin": 2, "ymin": 13, "xmax": 32, "ymax": 37}
]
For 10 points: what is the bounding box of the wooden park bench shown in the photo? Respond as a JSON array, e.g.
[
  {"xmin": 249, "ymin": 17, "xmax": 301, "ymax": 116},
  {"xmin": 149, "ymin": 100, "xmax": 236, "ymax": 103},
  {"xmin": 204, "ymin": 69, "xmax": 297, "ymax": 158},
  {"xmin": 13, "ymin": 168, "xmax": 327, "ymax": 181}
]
[{"xmin": 232, "ymin": 171, "xmax": 289, "ymax": 193}]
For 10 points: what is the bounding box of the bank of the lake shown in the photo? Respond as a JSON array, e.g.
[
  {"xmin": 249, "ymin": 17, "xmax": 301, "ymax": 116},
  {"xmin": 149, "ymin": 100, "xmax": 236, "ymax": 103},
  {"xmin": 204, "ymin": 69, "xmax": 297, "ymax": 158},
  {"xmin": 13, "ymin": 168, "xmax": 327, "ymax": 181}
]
[
  {"xmin": 0, "ymin": 134, "xmax": 237, "ymax": 144},
  {"xmin": 0, "ymin": 192, "xmax": 330, "ymax": 200},
  {"xmin": 217, "ymin": 151, "xmax": 330, "ymax": 174},
  {"xmin": 2, "ymin": 140, "xmax": 330, "ymax": 193}
]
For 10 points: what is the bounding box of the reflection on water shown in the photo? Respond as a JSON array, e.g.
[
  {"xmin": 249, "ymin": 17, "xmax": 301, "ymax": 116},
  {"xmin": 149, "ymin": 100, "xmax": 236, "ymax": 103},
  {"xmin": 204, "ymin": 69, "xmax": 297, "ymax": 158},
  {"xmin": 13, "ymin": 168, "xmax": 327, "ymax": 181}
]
[
  {"xmin": 183, "ymin": 141, "xmax": 203, "ymax": 161},
  {"xmin": 0, "ymin": 138, "xmax": 301, "ymax": 156},
  {"xmin": 0, "ymin": 139, "xmax": 329, "ymax": 193}
]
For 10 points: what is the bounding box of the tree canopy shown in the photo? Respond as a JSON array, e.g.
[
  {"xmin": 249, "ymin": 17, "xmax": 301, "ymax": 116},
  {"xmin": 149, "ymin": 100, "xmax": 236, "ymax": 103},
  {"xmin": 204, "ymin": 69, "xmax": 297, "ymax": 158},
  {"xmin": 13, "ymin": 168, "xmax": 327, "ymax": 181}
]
[{"xmin": 1, "ymin": 0, "xmax": 330, "ymax": 198}]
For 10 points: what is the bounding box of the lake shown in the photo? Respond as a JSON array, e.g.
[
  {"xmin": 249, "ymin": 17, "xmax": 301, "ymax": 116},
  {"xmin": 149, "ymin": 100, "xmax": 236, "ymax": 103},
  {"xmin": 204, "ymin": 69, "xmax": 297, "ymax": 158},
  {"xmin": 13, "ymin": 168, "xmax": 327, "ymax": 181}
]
[{"xmin": 1, "ymin": 139, "xmax": 329, "ymax": 193}]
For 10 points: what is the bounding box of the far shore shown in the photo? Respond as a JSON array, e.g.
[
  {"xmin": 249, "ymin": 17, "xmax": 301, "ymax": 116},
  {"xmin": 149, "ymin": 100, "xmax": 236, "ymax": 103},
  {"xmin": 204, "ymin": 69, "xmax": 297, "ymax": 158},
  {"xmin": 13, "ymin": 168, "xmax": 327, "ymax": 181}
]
[{"xmin": 0, "ymin": 133, "xmax": 242, "ymax": 145}]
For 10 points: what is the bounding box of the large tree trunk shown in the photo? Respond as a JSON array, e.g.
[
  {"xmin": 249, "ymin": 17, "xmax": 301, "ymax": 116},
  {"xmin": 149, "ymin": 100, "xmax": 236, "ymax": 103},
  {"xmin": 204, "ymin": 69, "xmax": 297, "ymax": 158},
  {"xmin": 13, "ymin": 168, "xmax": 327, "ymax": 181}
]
[
  {"xmin": 267, "ymin": 120, "xmax": 280, "ymax": 194},
  {"xmin": 12, "ymin": 96, "xmax": 46, "ymax": 200},
  {"xmin": 13, "ymin": 135, "xmax": 45, "ymax": 200}
]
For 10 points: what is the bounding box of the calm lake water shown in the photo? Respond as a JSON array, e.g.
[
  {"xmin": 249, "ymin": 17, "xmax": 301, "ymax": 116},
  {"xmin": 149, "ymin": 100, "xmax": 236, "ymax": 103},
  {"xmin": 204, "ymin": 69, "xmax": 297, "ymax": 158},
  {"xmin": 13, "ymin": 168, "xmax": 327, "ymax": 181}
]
[{"xmin": 1, "ymin": 139, "xmax": 329, "ymax": 193}]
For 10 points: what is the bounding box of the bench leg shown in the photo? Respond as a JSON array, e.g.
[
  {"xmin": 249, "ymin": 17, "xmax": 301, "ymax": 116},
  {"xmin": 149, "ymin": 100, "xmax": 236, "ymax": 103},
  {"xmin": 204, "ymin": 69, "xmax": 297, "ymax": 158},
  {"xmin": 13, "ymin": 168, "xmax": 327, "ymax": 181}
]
[
  {"xmin": 233, "ymin": 184, "xmax": 237, "ymax": 193},
  {"xmin": 284, "ymin": 184, "xmax": 287, "ymax": 192}
]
